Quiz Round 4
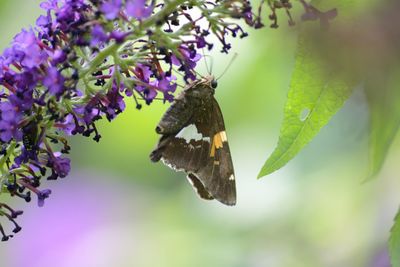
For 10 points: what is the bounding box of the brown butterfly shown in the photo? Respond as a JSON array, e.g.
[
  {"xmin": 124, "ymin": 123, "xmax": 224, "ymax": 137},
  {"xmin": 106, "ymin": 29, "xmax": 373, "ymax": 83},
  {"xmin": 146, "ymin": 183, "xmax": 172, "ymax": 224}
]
[{"xmin": 150, "ymin": 76, "xmax": 236, "ymax": 206}]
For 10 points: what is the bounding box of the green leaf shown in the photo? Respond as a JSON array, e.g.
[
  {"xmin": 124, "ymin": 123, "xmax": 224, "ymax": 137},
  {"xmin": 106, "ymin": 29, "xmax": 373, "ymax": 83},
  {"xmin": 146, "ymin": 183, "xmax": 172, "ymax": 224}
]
[
  {"xmin": 257, "ymin": 35, "xmax": 354, "ymax": 178},
  {"xmin": 389, "ymin": 208, "xmax": 400, "ymax": 267},
  {"xmin": 365, "ymin": 68, "xmax": 400, "ymax": 178}
]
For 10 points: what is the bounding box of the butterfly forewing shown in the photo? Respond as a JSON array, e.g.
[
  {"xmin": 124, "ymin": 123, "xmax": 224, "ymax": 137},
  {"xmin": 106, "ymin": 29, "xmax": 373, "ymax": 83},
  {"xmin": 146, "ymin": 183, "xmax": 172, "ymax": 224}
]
[{"xmin": 194, "ymin": 99, "xmax": 236, "ymax": 205}]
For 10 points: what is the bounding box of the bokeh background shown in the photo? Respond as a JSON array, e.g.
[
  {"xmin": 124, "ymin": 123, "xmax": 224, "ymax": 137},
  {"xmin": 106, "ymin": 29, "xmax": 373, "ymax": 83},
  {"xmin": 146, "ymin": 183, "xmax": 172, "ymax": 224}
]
[{"xmin": 0, "ymin": 1, "xmax": 399, "ymax": 266}]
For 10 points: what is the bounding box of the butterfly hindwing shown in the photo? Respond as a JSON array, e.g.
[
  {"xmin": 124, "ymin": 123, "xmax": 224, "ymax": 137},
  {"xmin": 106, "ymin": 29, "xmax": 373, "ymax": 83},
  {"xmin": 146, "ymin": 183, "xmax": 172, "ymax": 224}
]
[{"xmin": 187, "ymin": 173, "xmax": 214, "ymax": 200}]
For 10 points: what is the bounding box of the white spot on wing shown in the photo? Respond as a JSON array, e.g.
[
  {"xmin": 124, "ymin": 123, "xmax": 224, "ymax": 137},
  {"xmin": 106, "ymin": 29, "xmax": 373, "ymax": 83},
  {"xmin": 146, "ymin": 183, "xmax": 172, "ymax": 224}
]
[
  {"xmin": 187, "ymin": 174, "xmax": 202, "ymax": 196},
  {"xmin": 220, "ymin": 131, "xmax": 227, "ymax": 142},
  {"xmin": 186, "ymin": 175, "xmax": 195, "ymax": 186},
  {"xmin": 229, "ymin": 174, "xmax": 235, "ymax": 181},
  {"xmin": 161, "ymin": 157, "xmax": 184, "ymax": 172},
  {"xmin": 175, "ymin": 124, "xmax": 210, "ymax": 143}
]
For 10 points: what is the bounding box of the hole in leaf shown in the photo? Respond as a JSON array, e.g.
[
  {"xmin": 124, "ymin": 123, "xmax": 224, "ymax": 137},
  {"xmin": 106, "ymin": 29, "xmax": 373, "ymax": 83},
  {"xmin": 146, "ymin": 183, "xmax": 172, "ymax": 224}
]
[{"xmin": 299, "ymin": 108, "xmax": 310, "ymax": 121}]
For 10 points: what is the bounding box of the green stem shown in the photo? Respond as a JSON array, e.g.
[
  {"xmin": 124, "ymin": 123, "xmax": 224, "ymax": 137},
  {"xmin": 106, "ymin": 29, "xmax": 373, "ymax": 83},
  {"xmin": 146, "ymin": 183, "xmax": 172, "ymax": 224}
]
[
  {"xmin": 140, "ymin": 0, "xmax": 187, "ymax": 30},
  {"xmin": 0, "ymin": 142, "xmax": 16, "ymax": 171},
  {"xmin": 81, "ymin": 43, "xmax": 120, "ymax": 77}
]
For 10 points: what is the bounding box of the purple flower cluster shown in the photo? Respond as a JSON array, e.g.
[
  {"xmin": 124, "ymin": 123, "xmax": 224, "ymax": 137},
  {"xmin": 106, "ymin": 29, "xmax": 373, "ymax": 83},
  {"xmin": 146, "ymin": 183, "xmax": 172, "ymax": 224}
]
[
  {"xmin": 0, "ymin": 0, "xmax": 255, "ymax": 240},
  {"xmin": 0, "ymin": 0, "xmax": 331, "ymax": 240}
]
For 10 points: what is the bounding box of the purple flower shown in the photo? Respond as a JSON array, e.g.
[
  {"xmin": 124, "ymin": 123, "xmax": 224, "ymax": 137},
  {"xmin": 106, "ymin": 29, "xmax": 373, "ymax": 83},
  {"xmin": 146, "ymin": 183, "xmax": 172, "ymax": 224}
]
[
  {"xmin": 37, "ymin": 189, "xmax": 52, "ymax": 207},
  {"xmin": 142, "ymin": 85, "xmax": 157, "ymax": 103},
  {"xmin": 135, "ymin": 64, "xmax": 152, "ymax": 82},
  {"xmin": 103, "ymin": 84, "xmax": 126, "ymax": 120},
  {"xmin": 36, "ymin": 15, "xmax": 51, "ymax": 27},
  {"xmin": 0, "ymin": 123, "xmax": 16, "ymax": 143},
  {"xmin": 196, "ymin": 36, "xmax": 207, "ymax": 49},
  {"xmin": 0, "ymin": 57, "xmax": 6, "ymax": 79},
  {"xmin": 13, "ymin": 29, "xmax": 37, "ymax": 50},
  {"xmin": 126, "ymin": 0, "xmax": 153, "ymax": 20},
  {"xmin": 43, "ymin": 67, "xmax": 65, "ymax": 96},
  {"xmin": 8, "ymin": 89, "xmax": 35, "ymax": 113},
  {"xmin": 157, "ymin": 75, "xmax": 177, "ymax": 92},
  {"xmin": 0, "ymin": 102, "xmax": 18, "ymax": 121},
  {"xmin": 63, "ymin": 3, "xmax": 89, "ymax": 31},
  {"xmin": 171, "ymin": 48, "xmax": 201, "ymax": 81},
  {"xmin": 52, "ymin": 156, "xmax": 71, "ymax": 178},
  {"xmin": 78, "ymin": 105, "xmax": 98, "ymax": 125},
  {"xmin": 40, "ymin": 0, "xmax": 58, "ymax": 11},
  {"xmin": 110, "ymin": 31, "xmax": 128, "ymax": 43},
  {"xmin": 14, "ymin": 148, "xmax": 36, "ymax": 165},
  {"xmin": 0, "ymin": 102, "xmax": 22, "ymax": 142},
  {"xmin": 66, "ymin": 108, "xmax": 86, "ymax": 135},
  {"xmin": 101, "ymin": 0, "xmax": 122, "ymax": 20},
  {"xmin": 22, "ymin": 48, "xmax": 44, "ymax": 69},
  {"xmin": 171, "ymin": 49, "xmax": 201, "ymax": 68},
  {"xmin": 12, "ymin": 29, "xmax": 47, "ymax": 68},
  {"xmin": 51, "ymin": 49, "xmax": 67, "ymax": 65},
  {"xmin": 3, "ymin": 47, "xmax": 23, "ymax": 65},
  {"xmin": 56, "ymin": 114, "xmax": 76, "ymax": 135},
  {"xmin": 91, "ymin": 24, "xmax": 109, "ymax": 46},
  {"xmin": 156, "ymin": 74, "xmax": 177, "ymax": 102},
  {"xmin": 133, "ymin": 64, "xmax": 156, "ymax": 100},
  {"xmin": 242, "ymin": 5, "xmax": 253, "ymax": 26},
  {"xmin": 10, "ymin": 210, "xmax": 23, "ymax": 219}
]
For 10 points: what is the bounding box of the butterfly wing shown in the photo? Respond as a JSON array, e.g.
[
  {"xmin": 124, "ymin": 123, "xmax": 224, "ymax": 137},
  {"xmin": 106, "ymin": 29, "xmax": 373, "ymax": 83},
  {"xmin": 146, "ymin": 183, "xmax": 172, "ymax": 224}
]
[
  {"xmin": 192, "ymin": 98, "xmax": 236, "ymax": 205},
  {"xmin": 150, "ymin": 96, "xmax": 236, "ymax": 206}
]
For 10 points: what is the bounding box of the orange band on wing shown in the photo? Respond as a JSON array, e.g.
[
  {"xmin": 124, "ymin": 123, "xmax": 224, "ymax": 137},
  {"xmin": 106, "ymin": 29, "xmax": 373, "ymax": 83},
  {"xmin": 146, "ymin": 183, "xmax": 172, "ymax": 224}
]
[
  {"xmin": 210, "ymin": 140, "xmax": 216, "ymax": 157},
  {"xmin": 210, "ymin": 131, "xmax": 227, "ymax": 157}
]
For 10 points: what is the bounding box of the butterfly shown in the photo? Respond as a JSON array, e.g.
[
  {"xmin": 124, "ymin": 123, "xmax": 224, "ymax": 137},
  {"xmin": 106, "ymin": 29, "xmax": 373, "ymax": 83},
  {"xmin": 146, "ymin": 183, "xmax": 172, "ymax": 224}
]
[{"xmin": 150, "ymin": 75, "xmax": 236, "ymax": 206}]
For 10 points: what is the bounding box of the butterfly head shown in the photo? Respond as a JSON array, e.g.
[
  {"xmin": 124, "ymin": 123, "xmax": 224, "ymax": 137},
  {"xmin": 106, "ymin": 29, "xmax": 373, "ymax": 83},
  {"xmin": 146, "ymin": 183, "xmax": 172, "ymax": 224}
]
[
  {"xmin": 186, "ymin": 75, "xmax": 217, "ymax": 99},
  {"xmin": 206, "ymin": 75, "xmax": 218, "ymax": 89}
]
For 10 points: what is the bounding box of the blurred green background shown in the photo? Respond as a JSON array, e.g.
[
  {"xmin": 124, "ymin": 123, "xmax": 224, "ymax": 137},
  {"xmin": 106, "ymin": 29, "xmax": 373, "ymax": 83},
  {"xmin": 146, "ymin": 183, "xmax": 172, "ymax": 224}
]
[{"xmin": 0, "ymin": 1, "xmax": 399, "ymax": 266}]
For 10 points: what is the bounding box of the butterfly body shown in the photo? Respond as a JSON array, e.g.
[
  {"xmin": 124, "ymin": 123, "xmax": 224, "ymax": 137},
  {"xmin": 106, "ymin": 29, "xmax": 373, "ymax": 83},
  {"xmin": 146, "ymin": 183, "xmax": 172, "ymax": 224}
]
[{"xmin": 150, "ymin": 76, "xmax": 236, "ymax": 206}]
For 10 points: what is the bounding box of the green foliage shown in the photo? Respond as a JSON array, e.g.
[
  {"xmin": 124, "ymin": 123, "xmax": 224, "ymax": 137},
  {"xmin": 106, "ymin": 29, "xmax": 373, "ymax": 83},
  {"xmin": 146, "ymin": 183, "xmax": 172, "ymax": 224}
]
[
  {"xmin": 390, "ymin": 208, "xmax": 400, "ymax": 267},
  {"xmin": 365, "ymin": 68, "xmax": 400, "ymax": 178},
  {"xmin": 367, "ymin": 69, "xmax": 400, "ymax": 266},
  {"xmin": 257, "ymin": 34, "xmax": 354, "ymax": 177}
]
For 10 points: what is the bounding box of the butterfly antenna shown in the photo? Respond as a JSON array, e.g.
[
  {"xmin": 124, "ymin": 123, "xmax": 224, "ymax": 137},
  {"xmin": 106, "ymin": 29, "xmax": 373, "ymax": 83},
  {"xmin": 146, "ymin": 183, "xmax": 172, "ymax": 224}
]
[
  {"xmin": 201, "ymin": 48, "xmax": 215, "ymax": 74},
  {"xmin": 202, "ymin": 48, "xmax": 211, "ymax": 75},
  {"xmin": 193, "ymin": 68, "xmax": 205, "ymax": 79},
  {"xmin": 203, "ymin": 55, "xmax": 214, "ymax": 75},
  {"xmin": 172, "ymin": 69, "xmax": 185, "ymax": 78},
  {"xmin": 209, "ymin": 56, "xmax": 214, "ymax": 74},
  {"xmin": 216, "ymin": 53, "xmax": 237, "ymax": 80}
]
